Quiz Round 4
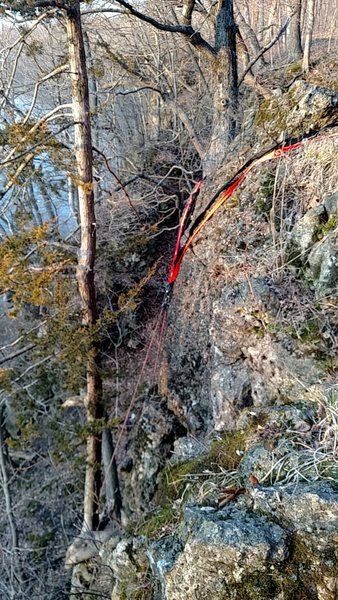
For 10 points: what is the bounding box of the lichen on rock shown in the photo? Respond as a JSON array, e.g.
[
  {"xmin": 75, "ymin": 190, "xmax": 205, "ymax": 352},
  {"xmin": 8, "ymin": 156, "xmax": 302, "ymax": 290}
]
[
  {"xmin": 256, "ymin": 81, "xmax": 338, "ymax": 140},
  {"xmin": 286, "ymin": 190, "xmax": 338, "ymax": 298},
  {"xmin": 156, "ymin": 505, "xmax": 288, "ymax": 600}
]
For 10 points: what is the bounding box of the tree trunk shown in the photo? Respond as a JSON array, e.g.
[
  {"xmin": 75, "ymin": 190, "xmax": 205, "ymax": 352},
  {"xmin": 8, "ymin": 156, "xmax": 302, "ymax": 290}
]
[
  {"xmin": 287, "ymin": 0, "xmax": 303, "ymax": 61},
  {"xmin": 302, "ymin": 0, "xmax": 315, "ymax": 73},
  {"xmin": 256, "ymin": 0, "xmax": 264, "ymax": 43},
  {"xmin": 65, "ymin": 2, "xmax": 103, "ymax": 531},
  {"xmin": 206, "ymin": 0, "xmax": 238, "ymax": 172},
  {"xmin": 83, "ymin": 30, "xmax": 99, "ymax": 148},
  {"xmin": 235, "ymin": 3, "xmax": 265, "ymax": 72},
  {"xmin": 102, "ymin": 427, "xmax": 122, "ymax": 522},
  {"xmin": 67, "ymin": 175, "xmax": 79, "ymax": 225}
]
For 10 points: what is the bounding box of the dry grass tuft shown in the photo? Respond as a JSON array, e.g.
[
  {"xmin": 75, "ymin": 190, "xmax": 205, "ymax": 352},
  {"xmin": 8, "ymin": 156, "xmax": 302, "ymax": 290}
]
[{"xmin": 259, "ymin": 388, "xmax": 338, "ymax": 485}]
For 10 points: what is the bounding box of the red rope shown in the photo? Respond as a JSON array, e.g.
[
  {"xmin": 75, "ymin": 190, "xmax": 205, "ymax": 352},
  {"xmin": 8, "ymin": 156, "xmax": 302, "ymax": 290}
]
[
  {"xmin": 168, "ymin": 128, "xmax": 338, "ymax": 286},
  {"xmin": 103, "ymin": 308, "xmax": 167, "ymax": 491}
]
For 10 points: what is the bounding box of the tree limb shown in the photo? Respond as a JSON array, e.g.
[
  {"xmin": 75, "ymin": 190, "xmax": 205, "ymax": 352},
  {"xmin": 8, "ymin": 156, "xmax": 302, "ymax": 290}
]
[
  {"xmin": 182, "ymin": 0, "xmax": 196, "ymax": 24},
  {"xmin": 0, "ymin": 345, "xmax": 36, "ymax": 366},
  {"xmin": 115, "ymin": 85, "xmax": 162, "ymax": 96},
  {"xmin": 238, "ymin": 17, "xmax": 292, "ymax": 86},
  {"xmin": 0, "ymin": 11, "xmax": 52, "ymax": 111},
  {"xmin": 93, "ymin": 146, "xmax": 141, "ymax": 220},
  {"xmin": 22, "ymin": 63, "xmax": 69, "ymax": 126},
  {"xmin": 0, "ymin": 405, "xmax": 19, "ymax": 550},
  {"xmin": 113, "ymin": 0, "xmax": 216, "ymax": 59},
  {"xmin": 0, "ymin": 321, "xmax": 47, "ymax": 353},
  {"xmin": 80, "ymin": 7, "xmax": 125, "ymax": 15},
  {"xmin": 101, "ymin": 45, "xmax": 205, "ymax": 158}
]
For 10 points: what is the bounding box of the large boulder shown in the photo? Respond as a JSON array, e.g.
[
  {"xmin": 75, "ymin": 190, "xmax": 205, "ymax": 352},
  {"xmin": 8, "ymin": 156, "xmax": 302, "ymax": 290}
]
[
  {"xmin": 153, "ymin": 504, "xmax": 288, "ymax": 600},
  {"xmin": 256, "ymin": 80, "xmax": 338, "ymax": 139},
  {"xmin": 148, "ymin": 482, "xmax": 338, "ymax": 600}
]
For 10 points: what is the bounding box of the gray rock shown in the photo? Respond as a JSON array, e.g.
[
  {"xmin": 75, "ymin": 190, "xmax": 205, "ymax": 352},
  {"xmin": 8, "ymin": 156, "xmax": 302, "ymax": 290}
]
[
  {"xmin": 285, "ymin": 81, "xmax": 338, "ymax": 133},
  {"xmin": 170, "ymin": 436, "xmax": 209, "ymax": 465},
  {"xmin": 153, "ymin": 505, "xmax": 288, "ymax": 600},
  {"xmin": 144, "ymin": 484, "xmax": 338, "ymax": 599},
  {"xmin": 105, "ymin": 537, "xmax": 151, "ymax": 600},
  {"xmin": 150, "ymin": 535, "xmax": 184, "ymax": 599},
  {"xmin": 284, "ymin": 186, "xmax": 338, "ymax": 298},
  {"xmin": 124, "ymin": 397, "xmax": 186, "ymax": 513},
  {"xmin": 238, "ymin": 442, "xmax": 296, "ymax": 485},
  {"xmin": 211, "ymin": 363, "xmax": 252, "ymax": 430},
  {"xmin": 307, "ymin": 228, "xmax": 338, "ymax": 299},
  {"xmin": 324, "ymin": 191, "xmax": 338, "ymax": 217},
  {"xmin": 285, "ymin": 204, "xmax": 327, "ymax": 269},
  {"xmin": 251, "ymin": 482, "xmax": 338, "ymax": 536},
  {"xmin": 237, "ymin": 404, "xmax": 314, "ymax": 433},
  {"xmin": 209, "ymin": 279, "xmax": 322, "ymax": 430},
  {"xmin": 258, "ymin": 81, "xmax": 338, "ymax": 141}
]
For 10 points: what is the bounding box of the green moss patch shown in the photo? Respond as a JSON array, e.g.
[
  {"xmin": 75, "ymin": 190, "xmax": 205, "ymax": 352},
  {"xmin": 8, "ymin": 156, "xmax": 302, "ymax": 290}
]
[
  {"xmin": 155, "ymin": 430, "xmax": 249, "ymax": 506},
  {"xmin": 136, "ymin": 505, "xmax": 177, "ymax": 539}
]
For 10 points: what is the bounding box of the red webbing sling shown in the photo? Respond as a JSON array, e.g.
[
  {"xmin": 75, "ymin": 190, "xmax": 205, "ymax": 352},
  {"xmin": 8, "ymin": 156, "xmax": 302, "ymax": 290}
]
[{"xmin": 167, "ymin": 126, "xmax": 338, "ymax": 287}]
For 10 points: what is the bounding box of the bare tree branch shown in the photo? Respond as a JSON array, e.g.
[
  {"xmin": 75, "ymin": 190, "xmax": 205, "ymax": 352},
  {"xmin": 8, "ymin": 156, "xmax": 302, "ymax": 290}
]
[
  {"xmin": 80, "ymin": 7, "xmax": 125, "ymax": 15},
  {"xmin": 0, "ymin": 11, "xmax": 52, "ymax": 110},
  {"xmin": 101, "ymin": 45, "xmax": 205, "ymax": 158},
  {"xmin": 0, "ymin": 321, "xmax": 47, "ymax": 353},
  {"xmin": 113, "ymin": 0, "xmax": 216, "ymax": 58},
  {"xmin": 182, "ymin": 0, "xmax": 196, "ymax": 24},
  {"xmin": 93, "ymin": 146, "xmax": 141, "ymax": 220},
  {"xmin": 0, "ymin": 413, "xmax": 18, "ymax": 548},
  {"xmin": 0, "ymin": 344, "xmax": 36, "ymax": 365},
  {"xmin": 238, "ymin": 17, "xmax": 292, "ymax": 86},
  {"xmin": 22, "ymin": 63, "xmax": 69, "ymax": 125},
  {"xmin": 115, "ymin": 85, "xmax": 162, "ymax": 96}
]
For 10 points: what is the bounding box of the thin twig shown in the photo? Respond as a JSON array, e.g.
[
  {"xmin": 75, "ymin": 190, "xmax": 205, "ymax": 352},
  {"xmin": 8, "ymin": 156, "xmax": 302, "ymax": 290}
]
[
  {"xmin": 238, "ymin": 17, "xmax": 292, "ymax": 86},
  {"xmin": 93, "ymin": 146, "xmax": 141, "ymax": 221}
]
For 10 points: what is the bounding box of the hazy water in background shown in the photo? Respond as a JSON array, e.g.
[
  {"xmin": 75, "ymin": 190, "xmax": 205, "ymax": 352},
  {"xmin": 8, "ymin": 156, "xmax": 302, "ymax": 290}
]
[
  {"xmin": 0, "ymin": 92, "xmax": 78, "ymax": 238},
  {"xmin": 0, "ymin": 152, "xmax": 78, "ymax": 238}
]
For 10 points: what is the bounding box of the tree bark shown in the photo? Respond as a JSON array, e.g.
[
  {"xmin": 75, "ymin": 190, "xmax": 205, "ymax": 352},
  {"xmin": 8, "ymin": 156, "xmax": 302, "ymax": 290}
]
[
  {"xmin": 83, "ymin": 30, "xmax": 99, "ymax": 148},
  {"xmin": 65, "ymin": 2, "xmax": 103, "ymax": 531},
  {"xmin": 206, "ymin": 0, "xmax": 238, "ymax": 172},
  {"xmin": 235, "ymin": 3, "xmax": 265, "ymax": 72},
  {"xmin": 287, "ymin": 0, "xmax": 303, "ymax": 61},
  {"xmin": 302, "ymin": 0, "xmax": 315, "ymax": 73},
  {"xmin": 102, "ymin": 427, "xmax": 122, "ymax": 522}
]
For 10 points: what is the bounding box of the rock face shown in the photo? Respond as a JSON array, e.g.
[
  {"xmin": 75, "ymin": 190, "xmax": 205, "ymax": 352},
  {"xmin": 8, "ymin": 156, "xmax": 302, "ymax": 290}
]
[
  {"xmin": 166, "ymin": 271, "xmax": 327, "ymax": 435},
  {"xmin": 286, "ymin": 191, "xmax": 338, "ymax": 298},
  {"xmin": 154, "ymin": 505, "xmax": 288, "ymax": 600},
  {"xmin": 307, "ymin": 227, "xmax": 338, "ymax": 298},
  {"xmin": 209, "ymin": 278, "xmax": 322, "ymax": 431},
  {"xmin": 81, "ymin": 81, "xmax": 338, "ymax": 600},
  {"xmin": 147, "ymin": 482, "xmax": 338, "ymax": 600},
  {"xmin": 256, "ymin": 80, "xmax": 338, "ymax": 138},
  {"xmin": 285, "ymin": 81, "xmax": 338, "ymax": 134},
  {"xmin": 100, "ymin": 537, "xmax": 151, "ymax": 600},
  {"xmin": 99, "ymin": 483, "xmax": 337, "ymax": 600},
  {"xmin": 122, "ymin": 396, "xmax": 186, "ymax": 514}
]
